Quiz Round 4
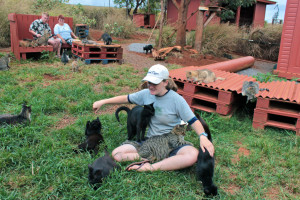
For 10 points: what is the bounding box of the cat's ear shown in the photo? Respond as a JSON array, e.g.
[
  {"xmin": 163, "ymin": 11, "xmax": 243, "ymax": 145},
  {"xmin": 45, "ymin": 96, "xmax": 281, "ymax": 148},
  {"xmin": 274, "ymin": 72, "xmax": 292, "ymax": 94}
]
[{"xmin": 88, "ymin": 164, "xmax": 93, "ymax": 172}]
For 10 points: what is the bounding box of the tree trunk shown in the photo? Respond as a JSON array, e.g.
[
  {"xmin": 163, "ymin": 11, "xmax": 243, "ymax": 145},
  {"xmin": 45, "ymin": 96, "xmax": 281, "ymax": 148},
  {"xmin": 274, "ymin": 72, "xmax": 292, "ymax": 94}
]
[
  {"xmin": 158, "ymin": 0, "xmax": 165, "ymax": 48},
  {"xmin": 194, "ymin": 0, "xmax": 206, "ymax": 52},
  {"xmin": 172, "ymin": 0, "xmax": 191, "ymax": 47},
  {"xmin": 194, "ymin": 10, "xmax": 204, "ymax": 52}
]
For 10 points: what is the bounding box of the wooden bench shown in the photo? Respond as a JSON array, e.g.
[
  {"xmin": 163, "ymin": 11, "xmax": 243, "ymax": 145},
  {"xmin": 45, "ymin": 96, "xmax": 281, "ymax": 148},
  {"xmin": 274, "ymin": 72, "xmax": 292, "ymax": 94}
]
[{"xmin": 8, "ymin": 13, "xmax": 73, "ymax": 60}]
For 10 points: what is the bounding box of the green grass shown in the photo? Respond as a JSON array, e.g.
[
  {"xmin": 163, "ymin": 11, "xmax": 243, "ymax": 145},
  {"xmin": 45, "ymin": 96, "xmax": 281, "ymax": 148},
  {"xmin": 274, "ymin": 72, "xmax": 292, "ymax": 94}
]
[{"xmin": 0, "ymin": 59, "xmax": 299, "ymax": 200}]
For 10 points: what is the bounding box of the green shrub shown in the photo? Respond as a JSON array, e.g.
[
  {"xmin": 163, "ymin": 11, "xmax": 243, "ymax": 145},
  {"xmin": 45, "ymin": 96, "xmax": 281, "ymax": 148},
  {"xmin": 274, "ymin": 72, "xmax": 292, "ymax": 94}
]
[{"xmin": 103, "ymin": 9, "xmax": 136, "ymax": 38}]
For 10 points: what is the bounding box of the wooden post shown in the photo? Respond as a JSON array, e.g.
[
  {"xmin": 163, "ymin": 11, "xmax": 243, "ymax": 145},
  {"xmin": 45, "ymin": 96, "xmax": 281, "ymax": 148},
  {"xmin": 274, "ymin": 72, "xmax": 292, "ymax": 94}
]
[
  {"xmin": 158, "ymin": 0, "xmax": 165, "ymax": 48},
  {"xmin": 194, "ymin": 10, "xmax": 204, "ymax": 52}
]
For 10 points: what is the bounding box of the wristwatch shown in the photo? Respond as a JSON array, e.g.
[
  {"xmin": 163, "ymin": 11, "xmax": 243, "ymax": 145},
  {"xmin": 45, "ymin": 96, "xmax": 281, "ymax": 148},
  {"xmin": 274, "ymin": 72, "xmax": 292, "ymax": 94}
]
[{"xmin": 199, "ymin": 132, "xmax": 208, "ymax": 137}]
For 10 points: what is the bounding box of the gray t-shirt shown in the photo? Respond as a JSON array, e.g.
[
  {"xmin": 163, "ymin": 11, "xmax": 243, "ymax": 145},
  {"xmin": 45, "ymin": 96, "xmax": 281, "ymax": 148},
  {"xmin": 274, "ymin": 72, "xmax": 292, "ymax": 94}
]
[{"xmin": 128, "ymin": 89, "xmax": 195, "ymax": 137}]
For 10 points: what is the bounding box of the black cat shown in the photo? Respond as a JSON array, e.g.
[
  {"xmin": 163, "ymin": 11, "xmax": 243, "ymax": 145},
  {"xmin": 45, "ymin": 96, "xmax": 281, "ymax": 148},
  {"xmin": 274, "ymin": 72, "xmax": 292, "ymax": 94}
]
[
  {"xmin": 75, "ymin": 117, "xmax": 104, "ymax": 155},
  {"xmin": 195, "ymin": 113, "xmax": 218, "ymax": 196},
  {"xmin": 0, "ymin": 103, "xmax": 31, "ymax": 125},
  {"xmin": 100, "ymin": 33, "xmax": 112, "ymax": 45},
  {"xmin": 143, "ymin": 44, "xmax": 153, "ymax": 54},
  {"xmin": 88, "ymin": 150, "xmax": 120, "ymax": 190},
  {"xmin": 115, "ymin": 103, "xmax": 155, "ymax": 142}
]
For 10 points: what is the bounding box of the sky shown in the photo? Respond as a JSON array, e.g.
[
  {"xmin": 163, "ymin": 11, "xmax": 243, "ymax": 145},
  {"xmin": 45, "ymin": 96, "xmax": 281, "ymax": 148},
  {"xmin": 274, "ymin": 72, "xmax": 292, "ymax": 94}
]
[
  {"xmin": 67, "ymin": 0, "xmax": 287, "ymax": 23},
  {"xmin": 265, "ymin": 0, "xmax": 287, "ymax": 23},
  {"xmin": 67, "ymin": 0, "xmax": 116, "ymax": 7}
]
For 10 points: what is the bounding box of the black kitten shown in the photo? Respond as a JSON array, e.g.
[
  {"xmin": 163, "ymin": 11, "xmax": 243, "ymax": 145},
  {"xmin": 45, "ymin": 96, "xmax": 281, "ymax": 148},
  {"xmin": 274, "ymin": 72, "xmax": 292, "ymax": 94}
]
[
  {"xmin": 75, "ymin": 117, "xmax": 104, "ymax": 155},
  {"xmin": 195, "ymin": 113, "xmax": 218, "ymax": 196},
  {"xmin": 115, "ymin": 103, "xmax": 155, "ymax": 142},
  {"xmin": 0, "ymin": 103, "xmax": 31, "ymax": 125},
  {"xmin": 143, "ymin": 44, "xmax": 153, "ymax": 54},
  {"xmin": 88, "ymin": 150, "xmax": 120, "ymax": 190},
  {"xmin": 100, "ymin": 33, "xmax": 112, "ymax": 45}
]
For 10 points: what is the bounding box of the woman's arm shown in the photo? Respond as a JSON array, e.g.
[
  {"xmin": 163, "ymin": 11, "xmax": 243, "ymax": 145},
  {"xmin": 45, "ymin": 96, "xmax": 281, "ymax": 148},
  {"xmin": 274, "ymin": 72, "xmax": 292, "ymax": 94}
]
[
  {"xmin": 71, "ymin": 31, "xmax": 78, "ymax": 39},
  {"xmin": 93, "ymin": 95, "xmax": 129, "ymax": 114},
  {"xmin": 191, "ymin": 120, "xmax": 215, "ymax": 157},
  {"xmin": 55, "ymin": 33, "xmax": 66, "ymax": 44}
]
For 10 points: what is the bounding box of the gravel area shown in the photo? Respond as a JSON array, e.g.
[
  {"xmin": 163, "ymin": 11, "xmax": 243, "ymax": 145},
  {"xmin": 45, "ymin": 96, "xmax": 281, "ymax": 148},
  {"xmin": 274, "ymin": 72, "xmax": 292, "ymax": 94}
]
[
  {"xmin": 128, "ymin": 43, "xmax": 149, "ymax": 53},
  {"xmin": 122, "ymin": 43, "xmax": 166, "ymax": 70}
]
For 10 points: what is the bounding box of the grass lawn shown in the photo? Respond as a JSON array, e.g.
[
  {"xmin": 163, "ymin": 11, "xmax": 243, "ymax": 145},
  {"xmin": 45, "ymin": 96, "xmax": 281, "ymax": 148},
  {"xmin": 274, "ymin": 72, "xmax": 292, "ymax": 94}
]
[{"xmin": 0, "ymin": 56, "xmax": 298, "ymax": 199}]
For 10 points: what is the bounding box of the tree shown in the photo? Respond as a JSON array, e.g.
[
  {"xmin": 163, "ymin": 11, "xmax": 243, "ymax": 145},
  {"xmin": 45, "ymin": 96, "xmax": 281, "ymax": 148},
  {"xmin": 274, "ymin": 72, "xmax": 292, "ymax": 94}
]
[
  {"xmin": 158, "ymin": 0, "xmax": 166, "ymax": 48},
  {"xmin": 171, "ymin": 0, "xmax": 192, "ymax": 47},
  {"xmin": 114, "ymin": 0, "xmax": 161, "ymax": 16},
  {"xmin": 217, "ymin": 0, "xmax": 256, "ymax": 21}
]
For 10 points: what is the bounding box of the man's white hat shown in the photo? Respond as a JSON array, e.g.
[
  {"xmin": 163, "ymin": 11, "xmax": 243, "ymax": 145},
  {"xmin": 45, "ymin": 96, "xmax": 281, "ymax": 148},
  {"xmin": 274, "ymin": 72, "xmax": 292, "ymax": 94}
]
[{"xmin": 142, "ymin": 64, "xmax": 169, "ymax": 84}]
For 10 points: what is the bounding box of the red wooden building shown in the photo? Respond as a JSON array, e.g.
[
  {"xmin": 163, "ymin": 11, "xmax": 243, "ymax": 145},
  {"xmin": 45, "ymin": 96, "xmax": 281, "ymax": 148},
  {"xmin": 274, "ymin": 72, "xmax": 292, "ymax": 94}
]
[
  {"xmin": 235, "ymin": 0, "xmax": 276, "ymax": 27},
  {"xmin": 274, "ymin": 0, "xmax": 300, "ymax": 80},
  {"xmin": 167, "ymin": 0, "xmax": 276, "ymax": 30},
  {"xmin": 133, "ymin": 14, "xmax": 155, "ymax": 28}
]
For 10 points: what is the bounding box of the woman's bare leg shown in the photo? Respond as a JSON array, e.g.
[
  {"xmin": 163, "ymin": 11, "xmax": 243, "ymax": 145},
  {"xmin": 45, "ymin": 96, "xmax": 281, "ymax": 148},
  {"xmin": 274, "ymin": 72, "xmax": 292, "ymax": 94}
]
[
  {"xmin": 112, "ymin": 144, "xmax": 141, "ymax": 162},
  {"xmin": 127, "ymin": 145, "xmax": 199, "ymax": 171}
]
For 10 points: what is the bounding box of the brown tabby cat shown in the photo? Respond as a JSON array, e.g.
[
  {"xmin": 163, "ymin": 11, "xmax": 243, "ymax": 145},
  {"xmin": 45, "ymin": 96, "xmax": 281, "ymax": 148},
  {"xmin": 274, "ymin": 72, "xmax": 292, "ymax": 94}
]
[
  {"xmin": 0, "ymin": 53, "xmax": 11, "ymax": 71},
  {"xmin": 242, "ymin": 81, "xmax": 269, "ymax": 103},
  {"xmin": 186, "ymin": 69, "xmax": 225, "ymax": 84},
  {"xmin": 123, "ymin": 124, "xmax": 192, "ymax": 163},
  {"xmin": 31, "ymin": 29, "xmax": 51, "ymax": 47}
]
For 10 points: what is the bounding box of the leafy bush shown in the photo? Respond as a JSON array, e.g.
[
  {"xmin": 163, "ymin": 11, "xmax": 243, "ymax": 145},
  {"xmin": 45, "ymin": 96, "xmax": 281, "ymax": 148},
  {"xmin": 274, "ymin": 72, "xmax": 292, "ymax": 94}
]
[
  {"xmin": 103, "ymin": 9, "xmax": 136, "ymax": 38},
  {"xmin": 68, "ymin": 4, "xmax": 96, "ymax": 27}
]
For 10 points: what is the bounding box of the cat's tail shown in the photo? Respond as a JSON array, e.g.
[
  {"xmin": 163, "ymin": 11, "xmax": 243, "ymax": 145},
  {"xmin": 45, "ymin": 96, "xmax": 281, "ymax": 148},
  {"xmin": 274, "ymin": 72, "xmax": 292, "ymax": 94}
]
[
  {"xmin": 216, "ymin": 77, "xmax": 225, "ymax": 81},
  {"xmin": 194, "ymin": 113, "xmax": 212, "ymax": 142},
  {"xmin": 115, "ymin": 106, "xmax": 131, "ymax": 122}
]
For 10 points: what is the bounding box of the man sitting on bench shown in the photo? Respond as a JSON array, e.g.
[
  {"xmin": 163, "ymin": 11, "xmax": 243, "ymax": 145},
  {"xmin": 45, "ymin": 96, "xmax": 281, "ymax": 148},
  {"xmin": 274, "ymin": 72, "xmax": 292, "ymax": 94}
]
[{"xmin": 29, "ymin": 12, "xmax": 61, "ymax": 57}]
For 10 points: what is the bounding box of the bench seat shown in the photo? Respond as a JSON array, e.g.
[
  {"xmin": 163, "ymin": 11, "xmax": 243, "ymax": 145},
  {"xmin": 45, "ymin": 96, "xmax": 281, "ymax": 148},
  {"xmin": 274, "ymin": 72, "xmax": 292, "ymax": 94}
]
[{"xmin": 8, "ymin": 13, "xmax": 73, "ymax": 60}]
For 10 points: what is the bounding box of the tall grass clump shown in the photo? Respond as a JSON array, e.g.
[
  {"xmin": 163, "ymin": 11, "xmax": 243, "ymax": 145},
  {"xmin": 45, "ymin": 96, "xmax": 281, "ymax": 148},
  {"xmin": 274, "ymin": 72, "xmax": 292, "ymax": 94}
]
[
  {"xmin": 155, "ymin": 25, "xmax": 176, "ymax": 48},
  {"xmin": 201, "ymin": 23, "xmax": 241, "ymax": 56},
  {"xmin": 102, "ymin": 9, "xmax": 136, "ymax": 38},
  {"xmin": 236, "ymin": 24, "xmax": 282, "ymax": 61},
  {"xmin": 0, "ymin": 0, "xmax": 32, "ymax": 47}
]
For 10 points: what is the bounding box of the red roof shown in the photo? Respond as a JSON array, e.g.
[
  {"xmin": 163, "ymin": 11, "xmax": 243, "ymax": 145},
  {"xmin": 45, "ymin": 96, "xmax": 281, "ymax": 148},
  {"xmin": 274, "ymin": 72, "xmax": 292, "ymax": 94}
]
[
  {"xmin": 257, "ymin": 0, "xmax": 276, "ymax": 4},
  {"xmin": 169, "ymin": 67, "xmax": 300, "ymax": 104}
]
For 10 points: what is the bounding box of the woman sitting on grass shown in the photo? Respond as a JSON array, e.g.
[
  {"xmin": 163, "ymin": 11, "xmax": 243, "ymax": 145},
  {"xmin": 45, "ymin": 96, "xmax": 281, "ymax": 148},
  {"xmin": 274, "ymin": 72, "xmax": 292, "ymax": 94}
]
[
  {"xmin": 92, "ymin": 64, "xmax": 214, "ymax": 171},
  {"xmin": 54, "ymin": 15, "xmax": 78, "ymax": 46}
]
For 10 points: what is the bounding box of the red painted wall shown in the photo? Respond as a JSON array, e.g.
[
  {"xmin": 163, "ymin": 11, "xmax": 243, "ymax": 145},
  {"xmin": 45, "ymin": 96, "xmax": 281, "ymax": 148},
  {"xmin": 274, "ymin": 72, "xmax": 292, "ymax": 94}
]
[
  {"xmin": 133, "ymin": 14, "xmax": 145, "ymax": 27},
  {"xmin": 167, "ymin": 0, "xmax": 220, "ymax": 31},
  {"xmin": 275, "ymin": 0, "xmax": 300, "ymax": 80},
  {"xmin": 253, "ymin": 3, "xmax": 267, "ymax": 27},
  {"xmin": 133, "ymin": 14, "xmax": 155, "ymax": 28}
]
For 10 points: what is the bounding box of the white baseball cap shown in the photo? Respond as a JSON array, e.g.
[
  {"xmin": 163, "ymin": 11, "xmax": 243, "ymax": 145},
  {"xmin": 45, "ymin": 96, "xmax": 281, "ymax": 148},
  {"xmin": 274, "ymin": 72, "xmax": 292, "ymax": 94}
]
[{"xmin": 142, "ymin": 64, "xmax": 169, "ymax": 84}]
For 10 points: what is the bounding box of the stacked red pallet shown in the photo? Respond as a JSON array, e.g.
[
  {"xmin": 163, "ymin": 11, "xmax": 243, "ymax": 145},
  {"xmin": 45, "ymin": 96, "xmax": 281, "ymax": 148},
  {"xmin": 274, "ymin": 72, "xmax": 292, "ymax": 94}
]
[
  {"xmin": 169, "ymin": 67, "xmax": 256, "ymax": 116},
  {"xmin": 170, "ymin": 65, "xmax": 300, "ymax": 135},
  {"xmin": 253, "ymin": 81, "xmax": 300, "ymax": 135},
  {"xmin": 72, "ymin": 41, "xmax": 123, "ymax": 63}
]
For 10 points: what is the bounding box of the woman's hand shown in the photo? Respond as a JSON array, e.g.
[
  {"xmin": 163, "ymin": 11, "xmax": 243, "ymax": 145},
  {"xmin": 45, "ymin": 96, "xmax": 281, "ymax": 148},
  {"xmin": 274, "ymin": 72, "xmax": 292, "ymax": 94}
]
[
  {"xmin": 93, "ymin": 100, "xmax": 104, "ymax": 114},
  {"xmin": 200, "ymin": 135, "xmax": 214, "ymax": 157},
  {"xmin": 62, "ymin": 39, "xmax": 66, "ymax": 44}
]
